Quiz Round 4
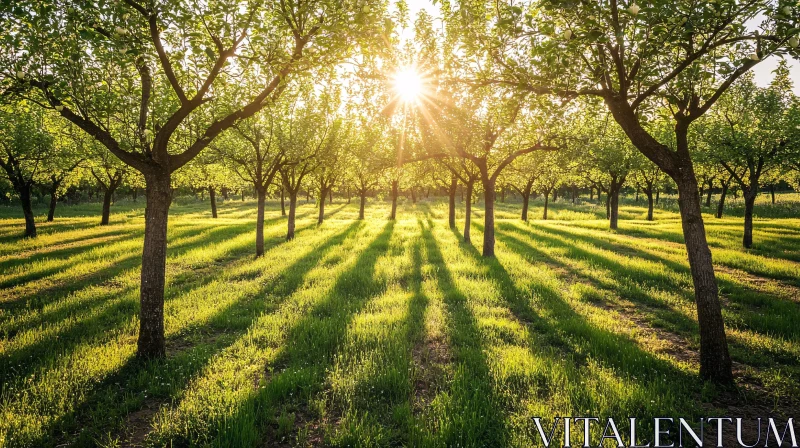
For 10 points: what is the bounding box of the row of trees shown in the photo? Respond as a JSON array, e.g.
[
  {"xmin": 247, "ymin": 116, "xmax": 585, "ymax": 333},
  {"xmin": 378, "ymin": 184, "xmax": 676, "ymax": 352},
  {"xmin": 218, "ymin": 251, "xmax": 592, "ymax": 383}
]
[{"xmin": 3, "ymin": 0, "xmax": 800, "ymax": 384}]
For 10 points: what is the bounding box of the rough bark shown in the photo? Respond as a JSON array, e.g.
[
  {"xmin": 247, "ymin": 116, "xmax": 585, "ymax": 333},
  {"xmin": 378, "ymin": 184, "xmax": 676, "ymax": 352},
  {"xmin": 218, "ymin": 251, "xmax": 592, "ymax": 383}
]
[
  {"xmin": 646, "ymin": 190, "xmax": 654, "ymax": 221},
  {"xmin": 137, "ymin": 173, "xmax": 171, "ymax": 359},
  {"xmin": 675, "ymin": 171, "xmax": 732, "ymax": 382}
]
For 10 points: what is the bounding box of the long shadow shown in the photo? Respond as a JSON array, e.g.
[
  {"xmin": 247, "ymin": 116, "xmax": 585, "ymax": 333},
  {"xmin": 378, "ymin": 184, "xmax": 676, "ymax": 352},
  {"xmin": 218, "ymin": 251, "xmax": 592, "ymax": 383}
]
[
  {"xmin": 202, "ymin": 221, "xmax": 395, "ymax": 447},
  {"xmin": 453, "ymin": 223, "xmax": 695, "ymax": 418},
  {"xmin": 26, "ymin": 221, "xmax": 364, "ymax": 447},
  {"xmin": 0, "ymin": 226, "xmax": 140, "ymax": 272},
  {"xmin": 0, "ymin": 221, "xmax": 271, "ymax": 384},
  {"xmin": 496, "ymin": 225, "xmax": 700, "ymax": 337},
  {"xmin": 524, "ymin": 223, "xmax": 800, "ymax": 343},
  {"xmin": 420, "ymin": 220, "xmax": 511, "ymax": 446},
  {"xmin": 0, "ymin": 220, "xmax": 258, "ymax": 315}
]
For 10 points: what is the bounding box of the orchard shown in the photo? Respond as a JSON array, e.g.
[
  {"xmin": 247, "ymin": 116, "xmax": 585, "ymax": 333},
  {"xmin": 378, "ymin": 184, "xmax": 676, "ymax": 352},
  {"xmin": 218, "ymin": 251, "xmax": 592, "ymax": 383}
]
[{"xmin": 1, "ymin": 0, "xmax": 799, "ymax": 446}]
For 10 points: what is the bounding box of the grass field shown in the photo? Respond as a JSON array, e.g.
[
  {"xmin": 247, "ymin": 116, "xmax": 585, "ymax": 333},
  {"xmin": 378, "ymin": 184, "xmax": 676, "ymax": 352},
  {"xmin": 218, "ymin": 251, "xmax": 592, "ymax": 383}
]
[{"xmin": 0, "ymin": 194, "xmax": 798, "ymax": 447}]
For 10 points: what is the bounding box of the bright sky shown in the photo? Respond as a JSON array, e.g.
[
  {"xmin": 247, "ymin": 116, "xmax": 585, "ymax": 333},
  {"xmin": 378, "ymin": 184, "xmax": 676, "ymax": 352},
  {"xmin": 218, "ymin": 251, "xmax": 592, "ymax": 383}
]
[{"xmin": 402, "ymin": 0, "xmax": 800, "ymax": 94}]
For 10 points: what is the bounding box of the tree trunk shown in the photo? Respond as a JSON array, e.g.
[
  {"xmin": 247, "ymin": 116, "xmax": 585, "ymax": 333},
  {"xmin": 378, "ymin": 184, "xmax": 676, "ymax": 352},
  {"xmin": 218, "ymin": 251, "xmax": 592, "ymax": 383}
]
[
  {"xmin": 241, "ymin": 189, "xmax": 245, "ymax": 201},
  {"xmin": 769, "ymin": 185, "xmax": 775, "ymax": 204},
  {"xmin": 500, "ymin": 186, "xmax": 506, "ymax": 203},
  {"xmin": 705, "ymin": 181, "xmax": 713, "ymax": 208},
  {"xmin": 20, "ymin": 184, "xmax": 36, "ymax": 237},
  {"xmin": 448, "ymin": 176, "xmax": 457, "ymax": 229},
  {"xmin": 674, "ymin": 172, "xmax": 732, "ymax": 383},
  {"xmin": 590, "ymin": 187, "xmax": 594, "ymax": 201},
  {"xmin": 552, "ymin": 188, "xmax": 557, "ymax": 202},
  {"xmin": 101, "ymin": 189, "xmax": 113, "ymax": 225},
  {"xmin": 656, "ymin": 190, "xmax": 660, "ymax": 204},
  {"xmin": 543, "ymin": 189, "xmax": 550, "ymax": 220},
  {"xmin": 521, "ymin": 192, "xmax": 530, "ymax": 222},
  {"xmin": 609, "ymin": 184, "xmax": 620, "ymax": 230},
  {"xmin": 280, "ymin": 187, "xmax": 286, "ymax": 216},
  {"xmin": 318, "ymin": 187, "xmax": 327, "ymax": 225},
  {"xmin": 329, "ymin": 188, "xmax": 333, "ymax": 205},
  {"xmin": 716, "ymin": 180, "xmax": 730, "ymax": 219},
  {"xmin": 256, "ymin": 187, "xmax": 266, "ymax": 257},
  {"xmin": 287, "ymin": 192, "xmax": 298, "ymax": 241},
  {"xmin": 572, "ymin": 185, "xmax": 577, "ymax": 204},
  {"xmin": 646, "ymin": 190, "xmax": 654, "ymax": 221},
  {"xmin": 482, "ymin": 178, "xmax": 496, "ymax": 257},
  {"xmin": 359, "ymin": 191, "xmax": 366, "ymax": 220},
  {"xmin": 464, "ymin": 182, "xmax": 473, "ymax": 243},
  {"xmin": 209, "ymin": 187, "xmax": 218, "ymax": 218},
  {"xmin": 221, "ymin": 187, "xmax": 229, "ymax": 200},
  {"xmin": 390, "ymin": 179, "xmax": 398, "ymax": 220},
  {"xmin": 605, "ymin": 193, "xmax": 610, "ymax": 219},
  {"xmin": 133, "ymin": 188, "xmax": 138, "ymax": 203},
  {"xmin": 743, "ymin": 190, "xmax": 756, "ymax": 249},
  {"xmin": 410, "ymin": 187, "xmax": 417, "ymax": 204},
  {"xmin": 137, "ymin": 173, "xmax": 172, "ymax": 359},
  {"xmin": 47, "ymin": 180, "xmax": 60, "ymax": 222}
]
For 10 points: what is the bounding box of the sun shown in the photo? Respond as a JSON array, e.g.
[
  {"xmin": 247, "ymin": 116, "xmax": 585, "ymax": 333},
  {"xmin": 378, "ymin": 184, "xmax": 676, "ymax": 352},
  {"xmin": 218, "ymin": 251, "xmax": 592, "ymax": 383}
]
[{"xmin": 393, "ymin": 67, "xmax": 423, "ymax": 103}]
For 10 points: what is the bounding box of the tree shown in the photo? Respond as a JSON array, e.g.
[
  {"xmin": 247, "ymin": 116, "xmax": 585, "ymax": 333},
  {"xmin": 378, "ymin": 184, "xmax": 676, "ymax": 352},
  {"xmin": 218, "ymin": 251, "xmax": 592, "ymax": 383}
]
[
  {"xmin": 448, "ymin": 0, "xmax": 800, "ymax": 383},
  {"xmin": 88, "ymin": 147, "xmax": 127, "ymax": 225},
  {"xmin": 706, "ymin": 70, "xmax": 796, "ymax": 248},
  {"xmin": 42, "ymin": 121, "xmax": 85, "ymax": 222},
  {"xmin": 215, "ymin": 111, "xmax": 284, "ymax": 256},
  {"xmin": 3, "ymin": 0, "xmax": 380, "ymax": 359},
  {"xmin": 0, "ymin": 102, "xmax": 53, "ymax": 237}
]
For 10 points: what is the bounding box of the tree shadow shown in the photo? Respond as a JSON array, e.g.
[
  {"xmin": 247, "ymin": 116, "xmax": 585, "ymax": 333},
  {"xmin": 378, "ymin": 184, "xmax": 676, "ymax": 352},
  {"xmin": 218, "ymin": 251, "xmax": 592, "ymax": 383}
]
[
  {"xmin": 21, "ymin": 221, "xmax": 364, "ymax": 447},
  {"xmin": 199, "ymin": 221, "xmax": 395, "ymax": 447}
]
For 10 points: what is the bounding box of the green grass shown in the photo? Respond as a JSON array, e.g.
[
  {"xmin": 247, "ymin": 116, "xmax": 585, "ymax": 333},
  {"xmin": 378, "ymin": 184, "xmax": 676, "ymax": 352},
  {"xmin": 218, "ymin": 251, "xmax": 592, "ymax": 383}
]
[{"xmin": 0, "ymin": 195, "xmax": 798, "ymax": 447}]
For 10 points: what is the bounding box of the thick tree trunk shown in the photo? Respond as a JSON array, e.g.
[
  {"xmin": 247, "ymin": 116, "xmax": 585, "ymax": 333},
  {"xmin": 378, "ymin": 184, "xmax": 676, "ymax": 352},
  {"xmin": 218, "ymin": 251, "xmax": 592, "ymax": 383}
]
[
  {"xmin": 390, "ymin": 179, "xmax": 398, "ymax": 220},
  {"xmin": 280, "ymin": 187, "xmax": 286, "ymax": 216},
  {"xmin": 209, "ymin": 187, "xmax": 218, "ymax": 218},
  {"xmin": 482, "ymin": 178, "xmax": 496, "ymax": 257},
  {"xmin": 716, "ymin": 180, "xmax": 730, "ymax": 219},
  {"xmin": 448, "ymin": 178, "xmax": 457, "ymax": 229},
  {"xmin": 20, "ymin": 184, "xmax": 36, "ymax": 237},
  {"xmin": 464, "ymin": 182, "xmax": 473, "ymax": 243},
  {"xmin": 221, "ymin": 187, "xmax": 229, "ymax": 200},
  {"xmin": 675, "ymin": 173, "xmax": 732, "ymax": 383},
  {"xmin": 646, "ymin": 190, "xmax": 654, "ymax": 221},
  {"xmin": 318, "ymin": 187, "xmax": 327, "ymax": 225},
  {"xmin": 743, "ymin": 190, "xmax": 756, "ymax": 249},
  {"xmin": 47, "ymin": 180, "xmax": 60, "ymax": 222},
  {"xmin": 137, "ymin": 173, "xmax": 171, "ymax": 359},
  {"xmin": 256, "ymin": 187, "xmax": 266, "ymax": 257},
  {"xmin": 101, "ymin": 189, "xmax": 113, "ymax": 225},
  {"xmin": 287, "ymin": 193, "xmax": 298, "ymax": 241},
  {"xmin": 359, "ymin": 191, "xmax": 366, "ymax": 220}
]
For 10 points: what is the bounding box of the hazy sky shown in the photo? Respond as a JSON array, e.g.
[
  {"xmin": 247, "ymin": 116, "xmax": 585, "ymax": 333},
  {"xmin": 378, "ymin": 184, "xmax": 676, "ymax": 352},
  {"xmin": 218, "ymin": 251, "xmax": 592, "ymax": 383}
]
[{"xmin": 403, "ymin": 0, "xmax": 800, "ymax": 93}]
